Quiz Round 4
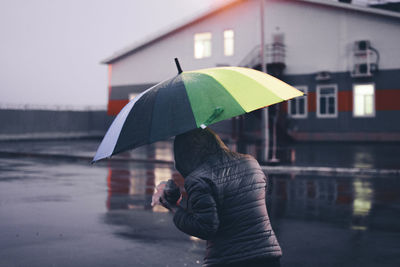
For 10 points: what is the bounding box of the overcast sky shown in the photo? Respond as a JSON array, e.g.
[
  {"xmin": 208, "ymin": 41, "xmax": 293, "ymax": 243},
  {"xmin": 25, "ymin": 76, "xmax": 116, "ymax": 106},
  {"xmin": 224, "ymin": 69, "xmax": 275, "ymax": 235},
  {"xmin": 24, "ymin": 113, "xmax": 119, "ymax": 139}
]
[
  {"xmin": 1, "ymin": 0, "xmax": 394, "ymax": 108},
  {"xmin": 0, "ymin": 0, "xmax": 220, "ymax": 108}
]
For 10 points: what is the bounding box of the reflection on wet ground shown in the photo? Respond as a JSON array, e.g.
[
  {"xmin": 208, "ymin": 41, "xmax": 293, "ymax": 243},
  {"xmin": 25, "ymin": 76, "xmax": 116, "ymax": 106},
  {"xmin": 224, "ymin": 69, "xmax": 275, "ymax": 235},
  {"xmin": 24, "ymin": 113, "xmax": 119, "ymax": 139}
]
[
  {"xmin": 106, "ymin": 166, "xmax": 183, "ymax": 212},
  {"xmin": 1, "ymin": 156, "xmax": 400, "ymax": 266},
  {"xmin": 106, "ymin": 163, "xmax": 400, "ymax": 232},
  {"xmin": 268, "ymin": 174, "xmax": 400, "ymax": 232},
  {"xmin": 283, "ymin": 142, "xmax": 400, "ymax": 169},
  {"xmin": 1, "ymin": 139, "xmax": 400, "ymax": 169},
  {"xmin": 104, "ymin": 160, "xmax": 400, "ymax": 266}
]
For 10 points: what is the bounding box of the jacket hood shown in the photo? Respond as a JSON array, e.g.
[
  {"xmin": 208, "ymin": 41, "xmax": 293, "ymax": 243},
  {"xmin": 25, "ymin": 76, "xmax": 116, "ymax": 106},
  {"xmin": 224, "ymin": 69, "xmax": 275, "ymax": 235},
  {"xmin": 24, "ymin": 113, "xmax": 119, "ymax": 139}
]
[{"xmin": 173, "ymin": 128, "xmax": 231, "ymax": 177}]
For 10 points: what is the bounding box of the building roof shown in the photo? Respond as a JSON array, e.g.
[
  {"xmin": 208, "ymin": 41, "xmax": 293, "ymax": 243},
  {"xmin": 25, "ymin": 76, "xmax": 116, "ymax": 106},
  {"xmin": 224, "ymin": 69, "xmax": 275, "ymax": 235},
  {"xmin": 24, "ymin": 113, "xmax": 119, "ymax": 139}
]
[{"xmin": 102, "ymin": 0, "xmax": 400, "ymax": 64}]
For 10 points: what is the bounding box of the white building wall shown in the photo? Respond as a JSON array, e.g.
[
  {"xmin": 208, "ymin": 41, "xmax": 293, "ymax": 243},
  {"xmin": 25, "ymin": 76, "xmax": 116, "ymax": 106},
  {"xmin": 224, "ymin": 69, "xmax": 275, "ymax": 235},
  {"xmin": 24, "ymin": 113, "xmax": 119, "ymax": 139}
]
[
  {"xmin": 345, "ymin": 12, "xmax": 400, "ymax": 70},
  {"xmin": 110, "ymin": 0, "xmax": 260, "ymax": 86},
  {"xmin": 265, "ymin": 0, "xmax": 347, "ymax": 74},
  {"xmin": 264, "ymin": 0, "xmax": 400, "ymax": 74},
  {"xmin": 110, "ymin": 0, "xmax": 400, "ymax": 86}
]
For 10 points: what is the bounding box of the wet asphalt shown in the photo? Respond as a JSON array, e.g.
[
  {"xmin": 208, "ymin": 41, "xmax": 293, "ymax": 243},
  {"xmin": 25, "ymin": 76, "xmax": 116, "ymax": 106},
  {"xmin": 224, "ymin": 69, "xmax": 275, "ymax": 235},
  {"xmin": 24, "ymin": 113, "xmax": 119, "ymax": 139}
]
[{"xmin": 0, "ymin": 141, "xmax": 400, "ymax": 266}]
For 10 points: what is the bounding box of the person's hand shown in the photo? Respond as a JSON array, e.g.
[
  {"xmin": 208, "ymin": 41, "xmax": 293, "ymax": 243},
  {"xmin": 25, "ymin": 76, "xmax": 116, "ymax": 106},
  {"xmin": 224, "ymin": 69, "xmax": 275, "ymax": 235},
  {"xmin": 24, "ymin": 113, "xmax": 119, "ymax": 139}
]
[
  {"xmin": 159, "ymin": 195, "xmax": 178, "ymax": 213},
  {"xmin": 157, "ymin": 179, "xmax": 181, "ymax": 212},
  {"xmin": 163, "ymin": 179, "xmax": 181, "ymax": 204}
]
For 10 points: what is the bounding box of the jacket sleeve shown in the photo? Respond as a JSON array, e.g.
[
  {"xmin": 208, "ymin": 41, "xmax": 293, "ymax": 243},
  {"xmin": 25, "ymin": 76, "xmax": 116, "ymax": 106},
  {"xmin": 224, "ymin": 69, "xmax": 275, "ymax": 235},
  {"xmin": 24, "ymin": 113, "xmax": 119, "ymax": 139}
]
[{"xmin": 173, "ymin": 176, "xmax": 219, "ymax": 240}]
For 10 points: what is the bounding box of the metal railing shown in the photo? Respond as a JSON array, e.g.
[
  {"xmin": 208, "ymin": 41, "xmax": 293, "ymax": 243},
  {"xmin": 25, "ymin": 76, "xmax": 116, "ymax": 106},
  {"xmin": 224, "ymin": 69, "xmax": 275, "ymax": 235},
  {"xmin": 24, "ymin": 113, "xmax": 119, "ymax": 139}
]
[
  {"xmin": 239, "ymin": 44, "xmax": 286, "ymax": 69},
  {"xmin": 0, "ymin": 103, "xmax": 107, "ymax": 111}
]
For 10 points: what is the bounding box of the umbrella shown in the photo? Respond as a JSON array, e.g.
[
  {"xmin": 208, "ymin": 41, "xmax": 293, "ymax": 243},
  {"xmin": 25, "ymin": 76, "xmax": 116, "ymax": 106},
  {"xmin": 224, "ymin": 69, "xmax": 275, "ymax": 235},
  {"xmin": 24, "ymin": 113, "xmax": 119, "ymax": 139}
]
[{"xmin": 93, "ymin": 58, "xmax": 303, "ymax": 162}]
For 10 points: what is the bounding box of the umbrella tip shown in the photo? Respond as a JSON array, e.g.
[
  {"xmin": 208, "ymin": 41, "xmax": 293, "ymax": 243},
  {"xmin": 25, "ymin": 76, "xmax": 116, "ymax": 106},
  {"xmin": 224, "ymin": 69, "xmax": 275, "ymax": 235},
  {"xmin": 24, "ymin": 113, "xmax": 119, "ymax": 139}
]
[{"xmin": 174, "ymin": 58, "xmax": 183, "ymax": 74}]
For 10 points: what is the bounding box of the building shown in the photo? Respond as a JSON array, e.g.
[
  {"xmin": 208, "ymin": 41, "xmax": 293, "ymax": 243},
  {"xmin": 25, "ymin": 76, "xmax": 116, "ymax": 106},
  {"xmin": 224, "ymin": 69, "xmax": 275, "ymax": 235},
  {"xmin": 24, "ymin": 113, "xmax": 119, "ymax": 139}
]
[{"xmin": 102, "ymin": 0, "xmax": 400, "ymax": 144}]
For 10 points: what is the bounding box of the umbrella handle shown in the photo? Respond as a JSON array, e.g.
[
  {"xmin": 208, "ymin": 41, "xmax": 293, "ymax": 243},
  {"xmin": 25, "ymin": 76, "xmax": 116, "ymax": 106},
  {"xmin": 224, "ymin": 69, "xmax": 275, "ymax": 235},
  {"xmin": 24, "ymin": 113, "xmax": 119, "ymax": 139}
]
[{"xmin": 200, "ymin": 107, "xmax": 224, "ymax": 129}]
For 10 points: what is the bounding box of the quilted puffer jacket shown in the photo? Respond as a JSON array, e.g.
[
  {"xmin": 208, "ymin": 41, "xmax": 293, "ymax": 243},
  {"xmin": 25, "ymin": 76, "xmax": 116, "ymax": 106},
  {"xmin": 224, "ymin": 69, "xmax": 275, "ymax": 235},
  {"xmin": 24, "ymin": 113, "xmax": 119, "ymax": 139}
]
[{"xmin": 172, "ymin": 128, "xmax": 282, "ymax": 266}]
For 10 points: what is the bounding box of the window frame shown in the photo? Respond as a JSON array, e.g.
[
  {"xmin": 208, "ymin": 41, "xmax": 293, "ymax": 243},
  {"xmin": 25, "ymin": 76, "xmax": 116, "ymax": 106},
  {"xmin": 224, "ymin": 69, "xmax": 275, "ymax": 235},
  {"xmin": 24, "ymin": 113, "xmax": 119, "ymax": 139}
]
[
  {"xmin": 194, "ymin": 32, "xmax": 212, "ymax": 59},
  {"xmin": 352, "ymin": 83, "xmax": 376, "ymax": 118},
  {"xmin": 316, "ymin": 84, "xmax": 338, "ymax": 118},
  {"xmin": 288, "ymin": 86, "xmax": 308, "ymax": 119}
]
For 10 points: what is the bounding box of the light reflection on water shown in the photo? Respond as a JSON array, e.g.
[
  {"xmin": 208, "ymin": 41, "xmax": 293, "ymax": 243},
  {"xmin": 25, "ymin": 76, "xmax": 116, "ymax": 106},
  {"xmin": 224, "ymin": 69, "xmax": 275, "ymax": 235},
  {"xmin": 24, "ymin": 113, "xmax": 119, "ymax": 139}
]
[
  {"xmin": 105, "ymin": 162, "xmax": 384, "ymax": 233},
  {"xmin": 103, "ymin": 141, "xmax": 400, "ymax": 236},
  {"xmin": 106, "ymin": 166, "xmax": 181, "ymax": 212},
  {"xmin": 267, "ymin": 174, "xmax": 377, "ymax": 231},
  {"xmin": 102, "ymin": 160, "xmax": 400, "ymax": 267},
  {"xmin": 351, "ymin": 179, "xmax": 373, "ymax": 231}
]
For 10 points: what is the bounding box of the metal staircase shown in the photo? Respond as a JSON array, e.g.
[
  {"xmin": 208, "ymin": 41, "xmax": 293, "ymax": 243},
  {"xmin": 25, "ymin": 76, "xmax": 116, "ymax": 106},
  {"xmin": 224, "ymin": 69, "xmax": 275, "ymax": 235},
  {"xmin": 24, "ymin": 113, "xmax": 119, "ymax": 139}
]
[{"xmin": 239, "ymin": 42, "xmax": 286, "ymax": 76}]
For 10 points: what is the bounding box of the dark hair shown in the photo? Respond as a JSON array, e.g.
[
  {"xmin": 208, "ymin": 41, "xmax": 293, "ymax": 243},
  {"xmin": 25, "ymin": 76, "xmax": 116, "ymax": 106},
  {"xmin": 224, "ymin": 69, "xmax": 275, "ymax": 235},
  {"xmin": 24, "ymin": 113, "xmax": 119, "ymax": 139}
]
[{"xmin": 173, "ymin": 128, "xmax": 234, "ymax": 177}]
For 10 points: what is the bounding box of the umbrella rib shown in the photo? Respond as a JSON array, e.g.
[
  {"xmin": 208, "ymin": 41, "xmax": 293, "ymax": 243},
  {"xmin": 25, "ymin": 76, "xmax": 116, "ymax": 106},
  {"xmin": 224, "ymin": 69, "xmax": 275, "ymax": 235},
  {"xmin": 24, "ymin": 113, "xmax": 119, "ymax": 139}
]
[
  {"xmin": 228, "ymin": 67, "xmax": 304, "ymax": 101},
  {"xmin": 93, "ymin": 86, "xmax": 153, "ymax": 162},
  {"xmin": 194, "ymin": 68, "xmax": 286, "ymax": 113},
  {"xmin": 147, "ymin": 75, "xmax": 183, "ymax": 144},
  {"xmin": 110, "ymin": 83, "xmax": 162, "ymax": 157},
  {"xmin": 182, "ymin": 72, "xmax": 245, "ymax": 127}
]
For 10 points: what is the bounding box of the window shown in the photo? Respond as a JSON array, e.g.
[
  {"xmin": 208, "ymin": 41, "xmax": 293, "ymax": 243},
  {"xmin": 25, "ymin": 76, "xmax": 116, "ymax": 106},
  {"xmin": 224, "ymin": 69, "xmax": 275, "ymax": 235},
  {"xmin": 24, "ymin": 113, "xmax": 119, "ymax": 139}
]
[
  {"xmin": 288, "ymin": 86, "xmax": 307, "ymax": 118},
  {"xmin": 353, "ymin": 84, "xmax": 375, "ymax": 117},
  {"xmin": 317, "ymin": 84, "xmax": 338, "ymax": 118},
  {"xmin": 224, "ymin": 29, "xmax": 234, "ymax": 56},
  {"xmin": 194, "ymin": 32, "xmax": 212, "ymax": 59}
]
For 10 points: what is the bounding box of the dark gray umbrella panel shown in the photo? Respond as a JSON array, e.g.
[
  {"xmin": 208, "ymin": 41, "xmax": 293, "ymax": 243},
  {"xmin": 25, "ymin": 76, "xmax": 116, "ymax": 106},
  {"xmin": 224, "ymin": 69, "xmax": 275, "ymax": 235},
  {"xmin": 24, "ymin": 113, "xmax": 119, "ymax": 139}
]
[{"xmin": 93, "ymin": 76, "xmax": 197, "ymax": 162}]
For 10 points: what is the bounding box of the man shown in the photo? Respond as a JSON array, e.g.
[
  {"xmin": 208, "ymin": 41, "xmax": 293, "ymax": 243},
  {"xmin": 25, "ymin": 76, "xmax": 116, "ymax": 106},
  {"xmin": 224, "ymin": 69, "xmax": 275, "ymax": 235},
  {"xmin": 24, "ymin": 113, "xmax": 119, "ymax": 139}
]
[{"xmin": 160, "ymin": 128, "xmax": 282, "ymax": 267}]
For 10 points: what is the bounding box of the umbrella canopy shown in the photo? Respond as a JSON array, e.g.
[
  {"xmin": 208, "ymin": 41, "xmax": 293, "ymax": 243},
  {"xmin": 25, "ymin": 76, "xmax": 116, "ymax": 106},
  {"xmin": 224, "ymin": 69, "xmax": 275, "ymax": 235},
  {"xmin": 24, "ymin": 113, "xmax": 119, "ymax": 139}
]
[{"xmin": 93, "ymin": 60, "xmax": 303, "ymax": 162}]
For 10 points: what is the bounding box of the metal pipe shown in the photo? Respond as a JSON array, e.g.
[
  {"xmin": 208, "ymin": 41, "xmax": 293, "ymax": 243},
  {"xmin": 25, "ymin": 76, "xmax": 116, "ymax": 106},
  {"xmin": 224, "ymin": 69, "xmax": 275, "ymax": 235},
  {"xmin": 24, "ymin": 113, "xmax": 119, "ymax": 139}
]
[{"xmin": 260, "ymin": 0, "xmax": 269, "ymax": 162}]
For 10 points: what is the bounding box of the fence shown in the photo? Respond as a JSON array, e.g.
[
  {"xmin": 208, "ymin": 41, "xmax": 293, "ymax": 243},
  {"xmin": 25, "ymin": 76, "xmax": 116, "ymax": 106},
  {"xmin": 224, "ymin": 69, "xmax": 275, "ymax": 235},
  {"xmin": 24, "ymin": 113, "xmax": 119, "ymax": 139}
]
[{"xmin": 0, "ymin": 104, "xmax": 112, "ymax": 140}]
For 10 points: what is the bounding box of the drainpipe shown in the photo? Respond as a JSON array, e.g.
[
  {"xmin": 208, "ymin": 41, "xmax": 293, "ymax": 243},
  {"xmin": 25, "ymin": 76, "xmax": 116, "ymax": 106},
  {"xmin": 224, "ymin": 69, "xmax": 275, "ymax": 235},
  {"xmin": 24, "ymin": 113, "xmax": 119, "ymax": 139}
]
[{"xmin": 260, "ymin": 0, "xmax": 269, "ymax": 163}]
